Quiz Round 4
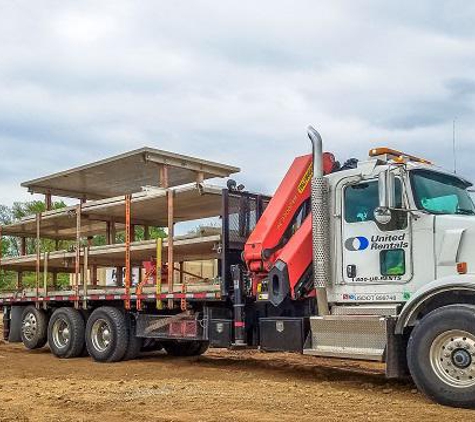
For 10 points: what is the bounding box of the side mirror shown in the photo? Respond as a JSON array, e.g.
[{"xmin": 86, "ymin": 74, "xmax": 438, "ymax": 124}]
[
  {"xmin": 374, "ymin": 207, "xmax": 392, "ymax": 225},
  {"xmin": 378, "ymin": 170, "xmax": 396, "ymax": 209},
  {"xmin": 375, "ymin": 170, "xmax": 397, "ymax": 225}
]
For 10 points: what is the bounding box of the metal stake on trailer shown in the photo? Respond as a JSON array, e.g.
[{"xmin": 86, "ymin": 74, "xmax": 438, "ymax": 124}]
[
  {"xmin": 74, "ymin": 204, "xmax": 81, "ymax": 309},
  {"xmin": 156, "ymin": 237, "xmax": 163, "ymax": 310},
  {"xmin": 36, "ymin": 213, "xmax": 41, "ymax": 308},
  {"xmin": 124, "ymin": 195, "xmax": 132, "ymax": 310},
  {"xmin": 83, "ymin": 245, "xmax": 89, "ymax": 309},
  {"xmin": 167, "ymin": 189, "xmax": 174, "ymax": 309},
  {"xmin": 43, "ymin": 251, "xmax": 49, "ymax": 310}
]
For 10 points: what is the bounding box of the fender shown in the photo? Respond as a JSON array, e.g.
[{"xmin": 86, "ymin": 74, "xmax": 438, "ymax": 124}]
[{"xmin": 395, "ymin": 274, "xmax": 475, "ymax": 334}]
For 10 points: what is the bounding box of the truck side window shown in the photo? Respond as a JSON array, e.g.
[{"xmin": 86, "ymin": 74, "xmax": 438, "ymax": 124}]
[
  {"xmin": 345, "ymin": 179, "xmax": 406, "ymax": 230},
  {"xmin": 345, "ymin": 181, "xmax": 379, "ymax": 223},
  {"xmin": 380, "ymin": 249, "xmax": 406, "ymax": 276}
]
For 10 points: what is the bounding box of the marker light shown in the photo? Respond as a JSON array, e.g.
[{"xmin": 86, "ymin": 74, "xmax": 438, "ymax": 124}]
[
  {"xmin": 369, "ymin": 147, "xmax": 433, "ymax": 165},
  {"xmin": 457, "ymin": 262, "xmax": 468, "ymax": 275}
]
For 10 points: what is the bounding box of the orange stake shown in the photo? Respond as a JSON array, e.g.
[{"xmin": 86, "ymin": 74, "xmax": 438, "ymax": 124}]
[{"xmin": 125, "ymin": 195, "xmax": 132, "ymax": 310}]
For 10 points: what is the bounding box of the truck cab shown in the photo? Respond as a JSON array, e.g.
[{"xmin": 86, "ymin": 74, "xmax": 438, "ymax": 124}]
[{"xmin": 328, "ymin": 151, "xmax": 475, "ymax": 307}]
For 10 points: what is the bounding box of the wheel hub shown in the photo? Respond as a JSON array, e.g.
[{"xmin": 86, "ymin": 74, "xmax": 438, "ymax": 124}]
[
  {"xmin": 22, "ymin": 313, "xmax": 37, "ymax": 341},
  {"xmin": 52, "ymin": 319, "xmax": 71, "ymax": 349},
  {"xmin": 91, "ymin": 319, "xmax": 112, "ymax": 352},
  {"xmin": 430, "ymin": 330, "xmax": 475, "ymax": 388},
  {"xmin": 452, "ymin": 348, "xmax": 472, "ymax": 369}
]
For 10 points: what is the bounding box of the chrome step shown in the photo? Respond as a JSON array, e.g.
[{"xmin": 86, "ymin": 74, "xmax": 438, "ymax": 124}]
[
  {"xmin": 303, "ymin": 315, "xmax": 388, "ymax": 362},
  {"xmin": 331, "ymin": 304, "xmax": 399, "ymax": 317}
]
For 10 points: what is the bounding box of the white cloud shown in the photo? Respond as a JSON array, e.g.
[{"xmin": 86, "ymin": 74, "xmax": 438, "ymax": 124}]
[{"xmin": 0, "ymin": 0, "xmax": 474, "ymax": 206}]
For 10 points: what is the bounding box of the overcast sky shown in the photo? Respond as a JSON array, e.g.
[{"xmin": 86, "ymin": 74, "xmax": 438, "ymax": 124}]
[{"xmin": 1, "ymin": 0, "xmax": 475, "ymax": 206}]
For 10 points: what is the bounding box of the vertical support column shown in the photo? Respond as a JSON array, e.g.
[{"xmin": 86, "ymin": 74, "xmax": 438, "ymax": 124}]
[
  {"xmin": 196, "ymin": 171, "xmax": 205, "ymax": 184},
  {"xmin": 36, "ymin": 213, "xmax": 42, "ymax": 307},
  {"xmin": 144, "ymin": 225, "xmax": 150, "ymax": 241},
  {"xmin": 0, "ymin": 226, "xmax": 2, "ymax": 275},
  {"xmin": 180, "ymin": 261, "xmax": 187, "ymax": 312},
  {"xmin": 124, "ymin": 195, "xmax": 132, "ymax": 310},
  {"xmin": 43, "ymin": 252, "xmax": 49, "ymax": 310},
  {"xmin": 221, "ymin": 189, "xmax": 230, "ymax": 296},
  {"xmin": 231, "ymin": 265, "xmax": 247, "ymax": 347},
  {"xmin": 159, "ymin": 165, "xmax": 169, "ymax": 189},
  {"xmin": 167, "ymin": 189, "xmax": 174, "ymax": 309},
  {"xmin": 17, "ymin": 237, "xmax": 26, "ymax": 289},
  {"xmin": 156, "ymin": 238, "xmax": 163, "ymax": 310},
  {"xmin": 92, "ymin": 265, "xmax": 98, "ymax": 286},
  {"xmin": 74, "ymin": 204, "xmax": 81, "ymax": 309},
  {"xmin": 83, "ymin": 245, "xmax": 89, "ymax": 309},
  {"xmin": 45, "ymin": 193, "xmax": 52, "ymax": 211},
  {"xmin": 106, "ymin": 221, "xmax": 117, "ymax": 245}
]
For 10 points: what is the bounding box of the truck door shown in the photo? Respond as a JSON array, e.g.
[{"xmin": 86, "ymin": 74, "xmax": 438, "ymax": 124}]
[{"xmin": 341, "ymin": 178, "xmax": 412, "ymax": 286}]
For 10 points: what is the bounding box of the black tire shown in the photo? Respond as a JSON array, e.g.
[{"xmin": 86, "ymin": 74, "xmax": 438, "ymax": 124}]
[
  {"xmin": 163, "ymin": 341, "xmax": 209, "ymax": 357},
  {"xmin": 85, "ymin": 307, "xmax": 128, "ymax": 363},
  {"xmin": 407, "ymin": 304, "xmax": 475, "ymax": 408},
  {"xmin": 20, "ymin": 306, "xmax": 48, "ymax": 350},
  {"xmin": 123, "ymin": 314, "xmax": 143, "ymax": 361},
  {"xmin": 48, "ymin": 308, "xmax": 85, "ymax": 359},
  {"xmin": 8, "ymin": 306, "xmax": 24, "ymax": 343}
]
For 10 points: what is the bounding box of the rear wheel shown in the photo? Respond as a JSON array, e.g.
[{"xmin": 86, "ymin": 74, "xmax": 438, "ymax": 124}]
[
  {"xmin": 48, "ymin": 308, "xmax": 85, "ymax": 359},
  {"xmin": 408, "ymin": 305, "xmax": 475, "ymax": 408},
  {"xmin": 163, "ymin": 340, "xmax": 209, "ymax": 357},
  {"xmin": 85, "ymin": 307, "xmax": 128, "ymax": 363},
  {"xmin": 21, "ymin": 306, "xmax": 48, "ymax": 350}
]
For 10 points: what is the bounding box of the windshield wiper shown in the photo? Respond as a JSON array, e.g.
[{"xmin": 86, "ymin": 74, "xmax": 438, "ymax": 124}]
[{"xmin": 456, "ymin": 209, "xmax": 475, "ymax": 215}]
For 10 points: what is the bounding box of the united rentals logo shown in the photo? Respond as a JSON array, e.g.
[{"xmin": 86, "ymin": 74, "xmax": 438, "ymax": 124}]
[
  {"xmin": 345, "ymin": 236, "xmax": 370, "ymax": 251},
  {"xmin": 345, "ymin": 234, "xmax": 409, "ymax": 252}
]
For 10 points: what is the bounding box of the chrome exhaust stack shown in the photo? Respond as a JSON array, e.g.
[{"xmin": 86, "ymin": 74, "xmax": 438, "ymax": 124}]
[{"xmin": 308, "ymin": 126, "xmax": 330, "ymax": 316}]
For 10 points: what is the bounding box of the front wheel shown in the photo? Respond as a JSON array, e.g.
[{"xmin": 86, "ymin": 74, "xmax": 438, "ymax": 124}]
[{"xmin": 408, "ymin": 305, "xmax": 475, "ymax": 408}]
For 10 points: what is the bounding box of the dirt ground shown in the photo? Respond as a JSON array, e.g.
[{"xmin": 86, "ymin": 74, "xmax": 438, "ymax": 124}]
[{"xmin": 1, "ymin": 317, "xmax": 474, "ymax": 422}]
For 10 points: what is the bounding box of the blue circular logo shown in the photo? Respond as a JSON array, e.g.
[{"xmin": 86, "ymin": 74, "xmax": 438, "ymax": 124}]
[{"xmin": 345, "ymin": 236, "xmax": 369, "ymax": 251}]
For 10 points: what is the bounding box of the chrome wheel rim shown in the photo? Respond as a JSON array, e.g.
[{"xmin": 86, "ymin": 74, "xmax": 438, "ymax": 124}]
[
  {"xmin": 430, "ymin": 329, "xmax": 475, "ymax": 388},
  {"xmin": 91, "ymin": 319, "xmax": 112, "ymax": 352},
  {"xmin": 22, "ymin": 312, "xmax": 37, "ymax": 341},
  {"xmin": 52, "ymin": 319, "xmax": 70, "ymax": 349}
]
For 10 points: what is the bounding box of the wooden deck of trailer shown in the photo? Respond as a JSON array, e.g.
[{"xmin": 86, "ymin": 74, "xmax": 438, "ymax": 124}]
[{"xmin": 0, "ymin": 147, "xmax": 241, "ymax": 310}]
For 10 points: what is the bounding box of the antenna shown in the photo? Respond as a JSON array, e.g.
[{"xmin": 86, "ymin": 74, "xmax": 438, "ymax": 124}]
[{"xmin": 453, "ymin": 117, "xmax": 457, "ymax": 174}]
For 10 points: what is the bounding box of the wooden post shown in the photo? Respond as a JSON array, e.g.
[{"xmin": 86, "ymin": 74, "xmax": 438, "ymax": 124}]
[
  {"xmin": 74, "ymin": 204, "xmax": 81, "ymax": 309},
  {"xmin": 36, "ymin": 213, "xmax": 41, "ymax": 306},
  {"xmin": 83, "ymin": 246, "xmax": 89, "ymax": 309},
  {"xmin": 196, "ymin": 171, "xmax": 205, "ymax": 184},
  {"xmin": 92, "ymin": 265, "xmax": 98, "ymax": 286},
  {"xmin": 156, "ymin": 238, "xmax": 163, "ymax": 310},
  {"xmin": 167, "ymin": 189, "xmax": 174, "ymax": 309},
  {"xmin": 124, "ymin": 195, "xmax": 132, "ymax": 310},
  {"xmin": 21, "ymin": 237, "xmax": 26, "ymax": 256},
  {"xmin": 111, "ymin": 221, "xmax": 117, "ymax": 245},
  {"xmin": 180, "ymin": 261, "xmax": 187, "ymax": 312},
  {"xmin": 45, "ymin": 193, "xmax": 52, "ymax": 211},
  {"xmin": 43, "ymin": 251, "xmax": 49, "ymax": 310},
  {"xmin": 144, "ymin": 225, "xmax": 150, "ymax": 241},
  {"xmin": 159, "ymin": 165, "xmax": 169, "ymax": 188}
]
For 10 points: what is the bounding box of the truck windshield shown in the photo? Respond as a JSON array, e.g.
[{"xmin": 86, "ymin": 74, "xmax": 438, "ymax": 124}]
[{"xmin": 411, "ymin": 169, "xmax": 475, "ymax": 215}]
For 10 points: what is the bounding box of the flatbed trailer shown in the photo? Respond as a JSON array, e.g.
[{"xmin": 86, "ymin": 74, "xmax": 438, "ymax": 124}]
[{"xmin": 5, "ymin": 131, "xmax": 475, "ymax": 409}]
